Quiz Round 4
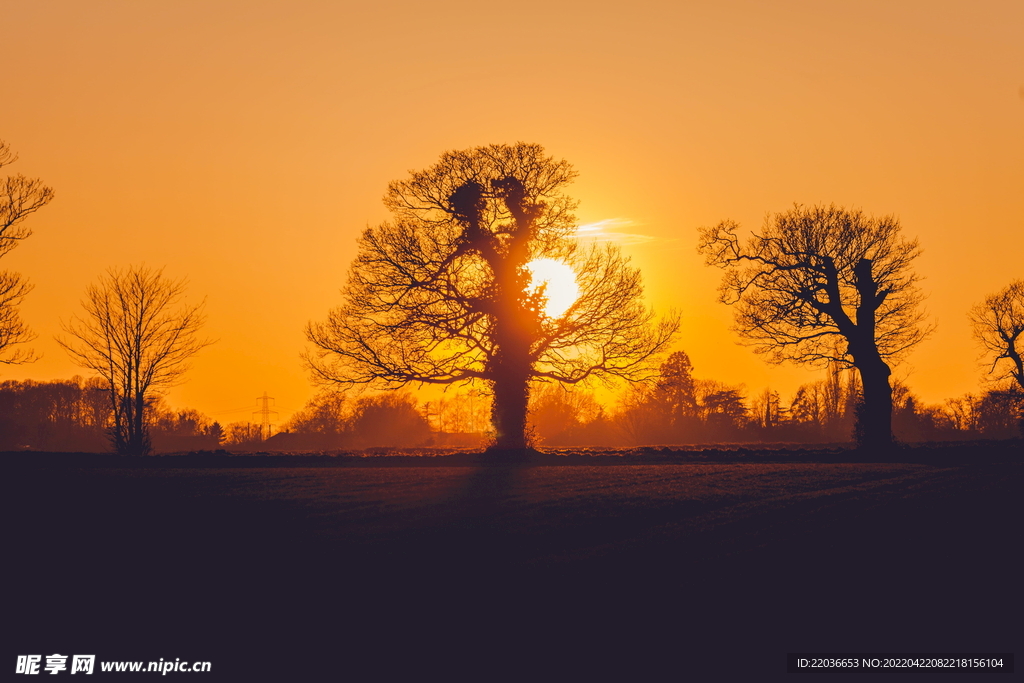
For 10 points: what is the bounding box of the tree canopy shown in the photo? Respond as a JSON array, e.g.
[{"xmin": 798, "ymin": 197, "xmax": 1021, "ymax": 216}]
[
  {"xmin": 0, "ymin": 139, "xmax": 55, "ymax": 364},
  {"xmin": 57, "ymin": 266, "xmax": 212, "ymax": 455},
  {"xmin": 970, "ymin": 279, "xmax": 1024, "ymax": 391},
  {"xmin": 307, "ymin": 142, "xmax": 677, "ymax": 451},
  {"xmin": 699, "ymin": 204, "xmax": 930, "ymax": 447}
]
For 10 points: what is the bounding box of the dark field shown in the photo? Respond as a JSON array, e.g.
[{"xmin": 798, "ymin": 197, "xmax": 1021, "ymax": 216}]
[{"xmin": 6, "ymin": 453, "xmax": 1019, "ymax": 679}]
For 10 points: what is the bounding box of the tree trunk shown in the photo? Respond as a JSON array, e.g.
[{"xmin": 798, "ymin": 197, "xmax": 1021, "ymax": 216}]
[
  {"xmin": 488, "ymin": 262, "xmax": 534, "ymax": 454},
  {"xmin": 851, "ymin": 258, "xmax": 895, "ymax": 450},
  {"xmin": 117, "ymin": 390, "xmax": 151, "ymax": 455},
  {"xmin": 456, "ymin": 175, "xmax": 541, "ymax": 457},
  {"xmin": 855, "ymin": 358, "xmax": 894, "ymax": 449},
  {"xmin": 490, "ymin": 366, "xmax": 530, "ymax": 452},
  {"xmin": 133, "ymin": 392, "xmax": 145, "ymax": 455},
  {"xmin": 109, "ymin": 389, "xmax": 126, "ymax": 455}
]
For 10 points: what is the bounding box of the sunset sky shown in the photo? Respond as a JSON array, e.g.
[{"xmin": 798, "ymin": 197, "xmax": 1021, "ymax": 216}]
[{"xmin": 3, "ymin": 0, "xmax": 1022, "ymax": 425}]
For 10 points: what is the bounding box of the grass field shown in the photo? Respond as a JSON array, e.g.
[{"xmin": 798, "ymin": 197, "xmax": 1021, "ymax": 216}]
[{"xmin": 6, "ymin": 452, "xmax": 1019, "ymax": 678}]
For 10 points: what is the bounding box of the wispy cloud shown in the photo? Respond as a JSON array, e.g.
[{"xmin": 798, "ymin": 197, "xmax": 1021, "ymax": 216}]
[{"xmin": 575, "ymin": 218, "xmax": 659, "ymax": 246}]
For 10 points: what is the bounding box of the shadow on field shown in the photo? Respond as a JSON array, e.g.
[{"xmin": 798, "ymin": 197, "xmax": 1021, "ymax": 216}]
[{"xmin": 5, "ymin": 458, "xmax": 1018, "ymax": 679}]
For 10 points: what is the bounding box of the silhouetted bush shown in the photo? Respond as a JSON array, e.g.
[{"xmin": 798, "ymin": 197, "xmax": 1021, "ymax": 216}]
[{"xmin": 272, "ymin": 390, "xmax": 430, "ymax": 450}]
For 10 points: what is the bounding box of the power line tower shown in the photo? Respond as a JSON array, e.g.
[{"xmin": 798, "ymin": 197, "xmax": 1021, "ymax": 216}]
[{"xmin": 253, "ymin": 391, "xmax": 278, "ymax": 441}]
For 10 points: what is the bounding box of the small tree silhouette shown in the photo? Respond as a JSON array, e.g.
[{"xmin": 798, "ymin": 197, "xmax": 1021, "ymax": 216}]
[
  {"xmin": 307, "ymin": 143, "xmax": 677, "ymax": 454},
  {"xmin": 699, "ymin": 204, "xmax": 930, "ymax": 449},
  {"xmin": 57, "ymin": 266, "xmax": 212, "ymax": 455},
  {"xmin": 970, "ymin": 279, "xmax": 1024, "ymax": 391},
  {"xmin": 656, "ymin": 351, "xmax": 699, "ymax": 430},
  {"xmin": 0, "ymin": 139, "xmax": 54, "ymax": 364}
]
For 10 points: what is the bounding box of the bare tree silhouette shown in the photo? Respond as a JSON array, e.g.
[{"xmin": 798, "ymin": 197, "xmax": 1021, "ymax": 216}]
[
  {"xmin": 970, "ymin": 279, "xmax": 1024, "ymax": 391},
  {"xmin": 307, "ymin": 143, "xmax": 677, "ymax": 453},
  {"xmin": 698, "ymin": 204, "xmax": 930, "ymax": 448},
  {"xmin": 0, "ymin": 139, "xmax": 54, "ymax": 364},
  {"xmin": 57, "ymin": 266, "xmax": 212, "ymax": 455}
]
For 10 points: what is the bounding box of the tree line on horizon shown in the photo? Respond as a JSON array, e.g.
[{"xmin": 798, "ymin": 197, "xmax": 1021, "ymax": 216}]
[
  {"xmin": 1, "ymin": 357, "xmax": 1020, "ymax": 452},
  {"xmin": 1, "ymin": 139, "xmax": 1022, "ymax": 454}
]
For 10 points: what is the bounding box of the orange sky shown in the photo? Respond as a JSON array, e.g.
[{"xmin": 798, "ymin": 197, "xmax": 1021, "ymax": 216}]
[{"xmin": 3, "ymin": 0, "xmax": 1022, "ymax": 425}]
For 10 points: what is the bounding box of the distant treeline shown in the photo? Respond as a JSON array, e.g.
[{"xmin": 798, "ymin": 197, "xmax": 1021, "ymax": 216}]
[
  {"xmin": 265, "ymin": 392, "xmax": 431, "ymax": 450},
  {"xmin": 561, "ymin": 352, "xmax": 1024, "ymax": 448},
  {"xmin": 0, "ymin": 379, "xmax": 430, "ymax": 453},
  {"xmin": 529, "ymin": 352, "xmax": 1023, "ymax": 447},
  {"xmin": 0, "ymin": 378, "xmax": 222, "ymax": 453},
  {"xmin": 3, "ymin": 351, "xmax": 1020, "ymax": 453}
]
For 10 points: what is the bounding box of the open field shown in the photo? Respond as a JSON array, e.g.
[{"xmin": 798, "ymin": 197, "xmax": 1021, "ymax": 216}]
[{"xmin": 6, "ymin": 450, "xmax": 1019, "ymax": 678}]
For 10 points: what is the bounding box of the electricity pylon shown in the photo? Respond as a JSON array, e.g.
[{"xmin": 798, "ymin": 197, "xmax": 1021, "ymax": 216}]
[{"xmin": 253, "ymin": 392, "xmax": 278, "ymax": 441}]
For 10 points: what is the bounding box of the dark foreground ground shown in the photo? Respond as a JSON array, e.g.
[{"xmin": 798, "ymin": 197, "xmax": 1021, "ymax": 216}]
[{"xmin": 5, "ymin": 446, "xmax": 1020, "ymax": 679}]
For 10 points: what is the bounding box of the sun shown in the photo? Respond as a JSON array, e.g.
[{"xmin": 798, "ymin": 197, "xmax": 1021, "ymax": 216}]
[{"xmin": 526, "ymin": 258, "xmax": 579, "ymax": 319}]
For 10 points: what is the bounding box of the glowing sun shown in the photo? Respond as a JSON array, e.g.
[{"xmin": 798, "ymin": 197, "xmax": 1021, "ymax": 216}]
[{"xmin": 526, "ymin": 258, "xmax": 579, "ymax": 319}]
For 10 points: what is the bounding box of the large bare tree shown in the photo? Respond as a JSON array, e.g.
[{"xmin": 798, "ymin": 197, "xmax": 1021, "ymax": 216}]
[
  {"xmin": 57, "ymin": 266, "xmax": 212, "ymax": 455},
  {"xmin": 1, "ymin": 139, "xmax": 55, "ymax": 364},
  {"xmin": 307, "ymin": 143, "xmax": 677, "ymax": 453},
  {"xmin": 970, "ymin": 279, "xmax": 1024, "ymax": 391},
  {"xmin": 698, "ymin": 204, "xmax": 929, "ymax": 448}
]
